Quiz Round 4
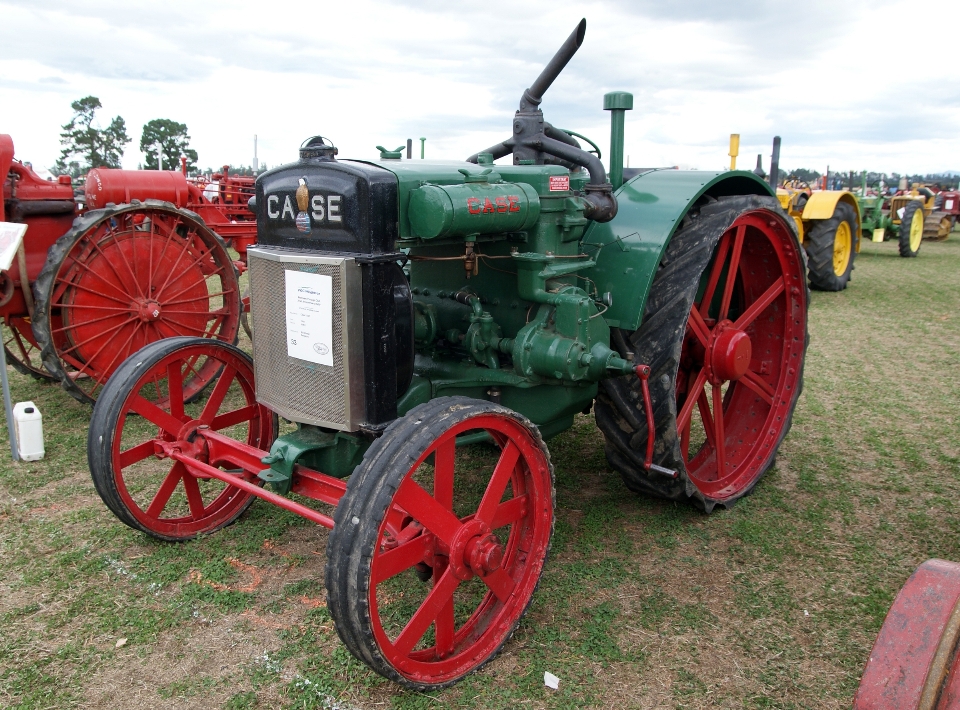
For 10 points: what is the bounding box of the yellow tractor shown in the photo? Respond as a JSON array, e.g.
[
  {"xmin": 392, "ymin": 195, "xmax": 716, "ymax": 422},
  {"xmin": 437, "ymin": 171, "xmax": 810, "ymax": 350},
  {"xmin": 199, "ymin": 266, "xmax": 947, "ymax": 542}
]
[{"xmin": 731, "ymin": 135, "xmax": 861, "ymax": 291}]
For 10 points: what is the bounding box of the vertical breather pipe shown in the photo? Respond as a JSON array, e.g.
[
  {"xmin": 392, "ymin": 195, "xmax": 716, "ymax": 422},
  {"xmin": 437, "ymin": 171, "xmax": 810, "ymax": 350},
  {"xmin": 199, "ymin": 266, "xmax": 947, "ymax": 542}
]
[{"xmin": 604, "ymin": 92, "xmax": 633, "ymax": 190}]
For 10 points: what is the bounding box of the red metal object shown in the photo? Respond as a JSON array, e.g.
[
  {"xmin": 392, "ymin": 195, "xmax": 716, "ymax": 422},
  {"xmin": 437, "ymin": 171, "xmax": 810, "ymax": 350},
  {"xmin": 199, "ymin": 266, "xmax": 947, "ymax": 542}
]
[
  {"xmin": 676, "ymin": 211, "xmax": 807, "ymax": 502},
  {"xmin": 855, "ymin": 559, "xmax": 960, "ymax": 709},
  {"xmin": 85, "ymin": 165, "xmax": 257, "ymax": 259},
  {"xmin": 1, "ymin": 134, "xmax": 77, "ymax": 377},
  {"xmin": 362, "ymin": 410, "xmax": 553, "ymax": 686},
  {"xmin": 939, "ymin": 191, "xmax": 960, "ymax": 217}
]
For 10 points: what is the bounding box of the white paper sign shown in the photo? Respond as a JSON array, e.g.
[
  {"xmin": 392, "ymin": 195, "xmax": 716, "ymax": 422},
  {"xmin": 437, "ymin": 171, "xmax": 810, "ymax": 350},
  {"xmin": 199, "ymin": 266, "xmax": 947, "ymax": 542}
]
[
  {"xmin": 285, "ymin": 269, "xmax": 334, "ymax": 366},
  {"xmin": 0, "ymin": 223, "xmax": 27, "ymax": 272}
]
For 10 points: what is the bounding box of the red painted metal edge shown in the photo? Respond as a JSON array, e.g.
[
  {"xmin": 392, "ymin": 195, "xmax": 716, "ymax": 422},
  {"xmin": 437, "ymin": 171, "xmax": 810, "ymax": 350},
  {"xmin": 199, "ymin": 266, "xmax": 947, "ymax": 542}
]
[{"xmin": 854, "ymin": 559, "xmax": 960, "ymax": 709}]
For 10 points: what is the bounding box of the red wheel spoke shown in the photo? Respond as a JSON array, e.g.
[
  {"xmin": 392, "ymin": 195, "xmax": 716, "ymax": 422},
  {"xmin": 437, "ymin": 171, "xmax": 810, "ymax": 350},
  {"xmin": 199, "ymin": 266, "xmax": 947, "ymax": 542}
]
[
  {"xmin": 475, "ymin": 442, "xmax": 520, "ymax": 527},
  {"xmin": 719, "ymin": 224, "xmax": 746, "ymax": 320},
  {"xmin": 200, "ymin": 365, "xmax": 237, "ymax": 423},
  {"xmin": 480, "ymin": 567, "xmax": 516, "ymax": 603},
  {"xmin": 152, "ymin": 229, "xmax": 193, "ymax": 297},
  {"xmin": 154, "ymin": 242, "xmax": 215, "ymax": 300},
  {"xmin": 491, "ymin": 495, "xmax": 528, "ymax": 529},
  {"xmin": 677, "ymin": 368, "xmax": 707, "ymax": 432},
  {"xmin": 372, "ymin": 535, "xmax": 433, "ymax": 584},
  {"xmin": 210, "ymin": 405, "xmax": 259, "ymax": 431},
  {"xmin": 711, "ymin": 384, "xmax": 726, "ymax": 472},
  {"xmin": 392, "ymin": 567, "xmax": 461, "ymax": 657},
  {"xmin": 688, "ymin": 307, "xmax": 711, "ymax": 346},
  {"xmin": 56, "ymin": 303, "xmax": 129, "ymax": 313},
  {"xmin": 165, "ymin": 291, "xmax": 235, "ymax": 307},
  {"xmin": 105, "ymin": 230, "xmax": 146, "ymax": 300},
  {"xmin": 51, "ymin": 276, "xmax": 131, "ymax": 306},
  {"xmin": 69, "ymin": 321, "xmax": 143, "ymax": 389},
  {"xmin": 699, "ymin": 232, "xmax": 732, "ymax": 317},
  {"xmin": 393, "ymin": 477, "xmax": 463, "ymax": 547},
  {"xmin": 733, "ymin": 278, "xmax": 786, "ymax": 331},
  {"xmin": 433, "ymin": 438, "xmax": 456, "ymax": 510},
  {"xmin": 118, "ymin": 440, "xmax": 158, "ymax": 468},
  {"xmin": 74, "ymin": 240, "xmax": 141, "ymax": 301},
  {"xmin": 129, "ymin": 394, "xmax": 184, "ymax": 436},
  {"xmin": 160, "ymin": 262, "xmax": 226, "ymax": 303},
  {"xmin": 166, "ymin": 361, "xmax": 185, "ymax": 421},
  {"xmin": 57, "ymin": 317, "xmax": 136, "ymax": 359},
  {"xmin": 181, "ymin": 473, "xmax": 206, "ymax": 519},
  {"xmin": 145, "ymin": 463, "xmax": 186, "ymax": 518},
  {"xmin": 739, "ymin": 370, "xmax": 775, "ymax": 405},
  {"xmin": 435, "ymin": 593, "xmax": 456, "ymax": 659},
  {"xmin": 697, "ymin": 390, "xmax": 716, "ymax": 450}
]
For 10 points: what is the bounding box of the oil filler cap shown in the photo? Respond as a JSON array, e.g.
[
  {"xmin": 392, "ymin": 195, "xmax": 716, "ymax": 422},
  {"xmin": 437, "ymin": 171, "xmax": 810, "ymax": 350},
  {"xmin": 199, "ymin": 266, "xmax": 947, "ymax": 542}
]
[{"xmin": 300, "ymin": 136, "xmax": 338, "ymax": 161}]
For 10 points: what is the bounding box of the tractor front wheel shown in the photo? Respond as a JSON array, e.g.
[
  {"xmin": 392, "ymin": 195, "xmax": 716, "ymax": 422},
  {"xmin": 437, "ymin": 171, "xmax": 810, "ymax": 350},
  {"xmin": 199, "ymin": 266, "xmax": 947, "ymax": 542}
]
[
  {"xmin": 88, "ymin": 337, "xmax": 274, "ymax": 541},
  {"xmin": 33, "ymin": 200, "xmax": 241, "ymax": 404},
  {"xmin": 325, "ymin": 397, "xmax": 554, "ymax": 690},
  {"xmin": 899, "ymin": 200, "xmax": 924, "ymax": 257},
  {"xmin": 596, "ymin": 194, "xmax": 808, "ymax": 511},
  {"xmin": 804, "ymin": 202, "xmax": 857, "ymax": 291}
]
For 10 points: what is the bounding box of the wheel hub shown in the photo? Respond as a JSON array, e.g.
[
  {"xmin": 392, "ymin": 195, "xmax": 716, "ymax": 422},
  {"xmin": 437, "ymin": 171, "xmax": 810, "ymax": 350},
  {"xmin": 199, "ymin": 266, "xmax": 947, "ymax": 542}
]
[
  {"xmin": 447, "ymin": 519, "xmax": 503, "ymax": 580},
  {"xmin": 705, "ymin": 320, "xmax": 752, "ymax": 384},
  {"xmin": 135, "ymin": 298, "xmax": 163, "ymax": 322}
]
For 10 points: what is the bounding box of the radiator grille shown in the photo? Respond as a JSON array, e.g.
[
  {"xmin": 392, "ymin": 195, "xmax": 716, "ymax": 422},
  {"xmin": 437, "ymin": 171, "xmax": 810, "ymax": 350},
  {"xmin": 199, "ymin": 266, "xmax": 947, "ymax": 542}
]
[{"xmin": 248, "ymin": 248, "xmax": 364, "ymax": 430}]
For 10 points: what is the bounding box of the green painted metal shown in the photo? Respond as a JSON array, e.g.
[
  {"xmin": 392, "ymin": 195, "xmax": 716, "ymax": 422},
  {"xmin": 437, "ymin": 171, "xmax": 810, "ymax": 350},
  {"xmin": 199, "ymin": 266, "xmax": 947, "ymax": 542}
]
[
  {"xmin": 604, "ymin": 91, "xmax": 633, "ymax": 190},
  {"xmin": 582, "ymin": 169, "xmax": 773, "ymax": 330},
  {"xmin": 259, "ymin": 426, "xmax": 368, "ymax": 491}
]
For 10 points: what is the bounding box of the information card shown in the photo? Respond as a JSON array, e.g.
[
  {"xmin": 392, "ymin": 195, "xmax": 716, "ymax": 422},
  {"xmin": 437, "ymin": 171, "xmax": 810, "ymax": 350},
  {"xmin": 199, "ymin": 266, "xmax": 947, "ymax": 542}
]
[
  {"xmin": 284, "ymin": 269, "xmax": 334, "ymax": 366},
  {"xmin": 0, "ymin": 223, "xmax": 27, "ymax": 272}
]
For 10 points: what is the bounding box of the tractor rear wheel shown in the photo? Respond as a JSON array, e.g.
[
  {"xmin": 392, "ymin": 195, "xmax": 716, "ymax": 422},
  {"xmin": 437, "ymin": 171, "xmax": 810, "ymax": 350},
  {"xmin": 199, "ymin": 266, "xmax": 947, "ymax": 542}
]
[
  {"xmin": 88, "ymin": 337, "xmax": 274, "ymax": 541},
  {"xmin": 326, "ymin": 397, "xmax": 554, "ymax": 690},
  {"xmin": 3, "ymin": 316, "xmax": 55, "ymax": 380},
  {"xmin": 595, "ymin": 194, "xmax": 808, "ymax": 511},
  {"xmin": 899, "ymin": 200, "xmax": 924, "ymax": 257},
  {"xmin": 33, "ymin": 200, "xmax": 241, "ymax": 404},
  {"xmin": 804, "ymin": 202, "xmax": 857, "ymax": 291}
]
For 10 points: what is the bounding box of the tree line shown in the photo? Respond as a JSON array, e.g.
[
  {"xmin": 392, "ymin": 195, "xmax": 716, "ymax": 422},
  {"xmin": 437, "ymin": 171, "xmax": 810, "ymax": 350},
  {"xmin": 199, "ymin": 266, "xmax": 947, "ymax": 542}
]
[{"xmin": 53, "ymin": 96, "xmax": 200, "ymax": 177}]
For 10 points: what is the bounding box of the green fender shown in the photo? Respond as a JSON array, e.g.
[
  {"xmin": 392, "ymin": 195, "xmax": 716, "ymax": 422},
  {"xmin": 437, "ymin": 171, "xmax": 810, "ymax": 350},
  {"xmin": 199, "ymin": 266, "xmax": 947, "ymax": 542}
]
[{"xmin": 582, "ymin": 169, "xmax": 774, "ymax": 331}]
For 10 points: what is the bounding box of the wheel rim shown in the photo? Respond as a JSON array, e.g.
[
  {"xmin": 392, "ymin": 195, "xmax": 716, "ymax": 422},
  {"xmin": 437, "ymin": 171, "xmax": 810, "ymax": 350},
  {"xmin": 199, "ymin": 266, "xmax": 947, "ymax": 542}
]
[
  {"xmin": 832, "ymin": 220, "xmax": 852, "ymax": 276},
  {"xmin": 369, "ymin": 413, "xmax": 552, "ymax": 685},
  {"xmin": 677, "ymin": 211, "xmax": 806, "ymax": 501},
  {"xmin": 110, "ymin": 342, "xmax": 272, "ymax": 538},
  {"xmin": 49, "ymin": 206, "xmax": 240, "ymax": 401},
  {"xmin": 4, "ymin": 317, "xmax": 54, "ymax": 379},
  {"xmin": 910, "ymin": 209, "xmax": 924, "ymax": 252}
]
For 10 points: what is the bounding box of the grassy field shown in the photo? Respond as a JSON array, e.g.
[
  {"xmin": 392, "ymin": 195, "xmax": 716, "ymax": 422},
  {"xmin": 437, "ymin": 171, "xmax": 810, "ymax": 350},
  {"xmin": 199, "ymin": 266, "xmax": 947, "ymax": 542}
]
[{"xmin": 1, "ymin": 235, "xmax": 959, "ymax": 709}]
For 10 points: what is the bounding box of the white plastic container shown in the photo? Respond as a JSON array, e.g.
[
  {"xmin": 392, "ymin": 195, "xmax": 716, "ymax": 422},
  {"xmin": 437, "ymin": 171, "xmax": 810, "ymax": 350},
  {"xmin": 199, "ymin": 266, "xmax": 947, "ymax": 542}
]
[{"xmin": 13, "ymin": 401, "xmax": 44, "ymax": 461}]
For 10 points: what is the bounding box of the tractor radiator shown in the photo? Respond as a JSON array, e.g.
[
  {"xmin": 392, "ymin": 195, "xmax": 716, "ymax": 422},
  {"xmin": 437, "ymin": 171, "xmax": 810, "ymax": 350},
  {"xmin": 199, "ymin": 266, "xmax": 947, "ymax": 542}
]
[{"xmin": 247, "ymin": 247, "xmax": 365, "ymax": 431}]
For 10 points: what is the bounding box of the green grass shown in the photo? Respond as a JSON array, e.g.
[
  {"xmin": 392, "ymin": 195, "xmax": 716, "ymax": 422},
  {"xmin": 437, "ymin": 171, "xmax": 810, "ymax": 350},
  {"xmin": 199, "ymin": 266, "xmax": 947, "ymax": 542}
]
[{"xmin": 1, "ymin": 235, "xmax": 960, "ymax": 708}]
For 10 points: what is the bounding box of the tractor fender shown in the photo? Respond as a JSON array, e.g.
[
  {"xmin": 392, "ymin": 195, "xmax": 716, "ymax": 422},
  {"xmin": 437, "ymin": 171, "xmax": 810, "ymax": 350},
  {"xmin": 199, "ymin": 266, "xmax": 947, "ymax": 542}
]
[
  {"xmin": 0, "ymin": 135, "xmax": 15, "ymax": 222},
  {"xmin": 582, "ymin": 169, "xmax": 773, "ymax": 331},
  {"xmin": 801, "ymin": 191, "xmax": 863, "ymax": 252}
]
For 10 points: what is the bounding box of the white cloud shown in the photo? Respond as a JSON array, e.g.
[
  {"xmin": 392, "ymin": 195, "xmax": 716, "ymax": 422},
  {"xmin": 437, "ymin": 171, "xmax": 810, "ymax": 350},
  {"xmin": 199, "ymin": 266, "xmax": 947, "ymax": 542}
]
[{"xmin": 1, "ymin": 0, "xmax": 958, "ymax": 174}]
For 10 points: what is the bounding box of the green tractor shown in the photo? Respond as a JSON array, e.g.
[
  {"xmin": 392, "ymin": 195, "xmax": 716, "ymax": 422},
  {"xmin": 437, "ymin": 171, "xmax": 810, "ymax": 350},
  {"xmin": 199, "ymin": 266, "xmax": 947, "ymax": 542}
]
[
  {"xmin": 87, "ymin": 20, "xmax": 809, "ymax": 689},
  {"xmin": 856, "ymin": 175, "xmax": 926, "ymax": 257}
]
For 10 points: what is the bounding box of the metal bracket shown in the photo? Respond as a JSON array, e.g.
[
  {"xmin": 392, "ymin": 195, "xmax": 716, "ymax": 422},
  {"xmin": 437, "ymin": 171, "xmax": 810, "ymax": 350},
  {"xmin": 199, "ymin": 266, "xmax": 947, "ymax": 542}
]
[
  {"xmin": 258, "ymin": 426, "xmax": 344, "ymax": 494},
  {"xmin": 634, "ymin": 364, "xmax": 678, "ymax": 479}
]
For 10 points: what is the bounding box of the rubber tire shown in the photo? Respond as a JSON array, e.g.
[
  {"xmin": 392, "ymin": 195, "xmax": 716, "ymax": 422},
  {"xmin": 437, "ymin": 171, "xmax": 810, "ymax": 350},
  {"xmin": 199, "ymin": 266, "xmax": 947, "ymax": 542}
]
[
  {"xmin": 594, "ymin": 194, "xmax": 809, "ymax": 512},
  {"xmin": 899, "ymin": 200, "xmax": 923, "ymax": 257},
  {"xmin": 325, "ymin": 396, "xmax": 554, "ymax": 691},
  {"xmin": 88, "ymin": 336, "xmax": 262, "ymax": 541},
  {"xmin": 33, "ymin": 199, "xmax": 240, "ymax": 405},
  {"xmin": 804, "ymin": 202, "xmax": 857, "ymax": 291}
]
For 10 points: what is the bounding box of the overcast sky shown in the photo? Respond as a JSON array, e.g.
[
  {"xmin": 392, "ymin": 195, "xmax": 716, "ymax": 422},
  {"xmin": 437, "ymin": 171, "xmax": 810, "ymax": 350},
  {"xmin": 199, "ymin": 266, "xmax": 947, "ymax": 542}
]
[{"xmin": 2, "ymin": 0, "xmax": 958, "ymax": 176}]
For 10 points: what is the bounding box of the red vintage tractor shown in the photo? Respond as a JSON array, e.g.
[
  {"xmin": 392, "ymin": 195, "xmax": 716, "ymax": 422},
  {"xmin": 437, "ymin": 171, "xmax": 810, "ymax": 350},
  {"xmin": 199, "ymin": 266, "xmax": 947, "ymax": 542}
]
[{"xmin": 1, "ymin": 134, "xmax": 254, "ymax": 403}]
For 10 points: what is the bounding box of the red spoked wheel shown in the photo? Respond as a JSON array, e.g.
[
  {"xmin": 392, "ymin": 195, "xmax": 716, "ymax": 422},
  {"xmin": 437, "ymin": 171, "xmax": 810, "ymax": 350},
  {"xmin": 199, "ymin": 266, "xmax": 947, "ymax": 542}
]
[
  {"xmin": 88, "ymin": 337, "xmax": 274, "ymax": 541},
  {"xmin": 4, "ymin": 316, "xmax": 55, "ymax": 380},
  {"xmin": 326, "ymin": 397, "xmax": 554, "ymax": 690},
  {"xmin": 34, "ymin": 200, "xmax": 241, "ymax": 404},
  {"xmin": 596, "ymin": 194, "xmax": 808, "ymax": 511},
  {"xmin": 676, "ymin": 209, "xmax": 807, "ymax": 501}
]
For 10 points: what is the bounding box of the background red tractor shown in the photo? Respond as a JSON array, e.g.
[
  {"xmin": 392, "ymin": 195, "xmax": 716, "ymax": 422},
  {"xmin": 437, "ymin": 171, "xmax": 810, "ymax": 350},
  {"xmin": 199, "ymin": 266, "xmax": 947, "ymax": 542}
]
[{"xmin": 1, "ymin": 133, "xmax": 254, "ymax": 403}]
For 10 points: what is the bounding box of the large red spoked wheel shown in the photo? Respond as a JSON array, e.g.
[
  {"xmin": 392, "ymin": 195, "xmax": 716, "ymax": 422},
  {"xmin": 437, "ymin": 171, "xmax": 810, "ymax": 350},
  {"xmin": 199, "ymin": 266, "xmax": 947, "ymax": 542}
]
[
  {"xmin": 596, "ymin": 194, "xmax": 808, "ymax": 511},
  {"xmin": 34, "ymin": 200, "xmax": 241, "ymax": 404},
  {"xmin": 326, "ymin": 397, "xmax": 554, "ymax": 690},
  {"xmin": 88, "ymin": 337, "xmax": 274, "ymax": 541},
  {"xmin": 855, "ymin": 559, "xmax": 960, "ymax": 709},
  {"xmin": 4, "ymin": 316, "xmax": 55, "ymax": 380}
]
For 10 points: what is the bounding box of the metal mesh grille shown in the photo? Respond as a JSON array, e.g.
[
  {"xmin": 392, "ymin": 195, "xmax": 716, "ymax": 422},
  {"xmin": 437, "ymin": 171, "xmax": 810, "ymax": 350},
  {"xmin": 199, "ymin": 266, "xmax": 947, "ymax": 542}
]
[{"xmin": 249, "ymin": 253, "xmax": 348, "ymax": 427}]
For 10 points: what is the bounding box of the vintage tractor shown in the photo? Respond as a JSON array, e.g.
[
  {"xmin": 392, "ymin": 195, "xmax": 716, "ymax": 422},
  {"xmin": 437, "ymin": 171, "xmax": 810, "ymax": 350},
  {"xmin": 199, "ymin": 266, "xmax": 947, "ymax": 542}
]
[
  {"xmin": 1, "ymin": 134, "xmax": 250, "ymax": 403},
  {"xmin": 923, "ymin": 186, "xmax": 958, "ymax": 241},
  {"xmin": 857, "ymin": 180, "xmax": 932, "ymax": 258},
  {"xmin": 87, "ymin": 20, "xmax": 808, "ymax": 689}
]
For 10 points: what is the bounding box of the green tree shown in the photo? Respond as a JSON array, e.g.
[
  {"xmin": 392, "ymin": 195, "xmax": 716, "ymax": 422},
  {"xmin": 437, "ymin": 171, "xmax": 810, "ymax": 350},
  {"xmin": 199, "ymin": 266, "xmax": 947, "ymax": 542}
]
[
  {"xmin": 139, "ymin": 119, "xmax": 198, "ymax": 172},
  {"xmin": 53, "ymin": 96, "xmax": 130, "ymax": 177}
]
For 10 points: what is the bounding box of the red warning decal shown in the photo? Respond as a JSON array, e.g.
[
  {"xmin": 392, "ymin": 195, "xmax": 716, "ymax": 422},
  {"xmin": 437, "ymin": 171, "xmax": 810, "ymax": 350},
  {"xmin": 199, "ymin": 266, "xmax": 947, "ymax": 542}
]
[{"xmin": 549, "ymin": 175, "xmax": 570, "ymax": 192}]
